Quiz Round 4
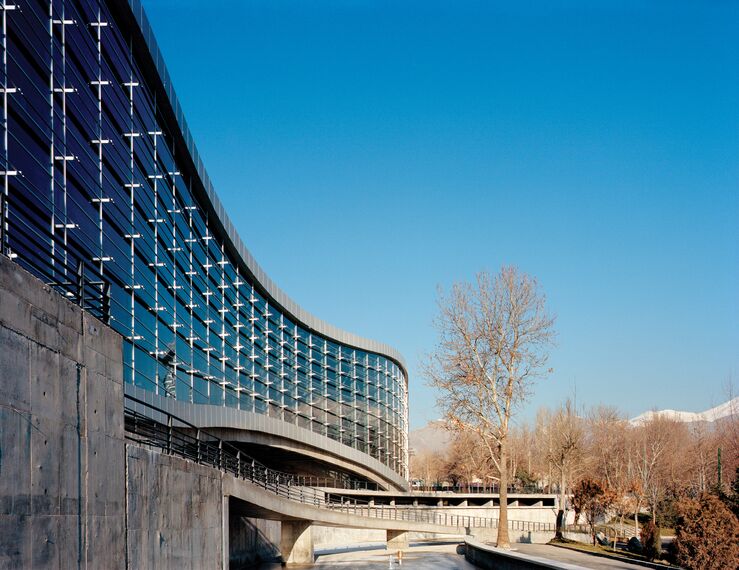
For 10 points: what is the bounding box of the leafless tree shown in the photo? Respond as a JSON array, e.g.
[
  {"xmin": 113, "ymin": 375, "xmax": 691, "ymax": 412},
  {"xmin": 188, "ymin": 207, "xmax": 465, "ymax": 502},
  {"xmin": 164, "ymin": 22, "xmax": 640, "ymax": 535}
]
[
  {"xmin": 586, "ymin": 406, "xmax": 631, "ymax": 542},
  {"xmin": 443, "ymin": 432, "xmax": 491, "ymax": 490},
  {"xmin": 547, "ymin": 399, "xmax": 585, "ymax": 537},
  {"xmin": 410, "ymin": 450, "xmax": 447, "ymax": 489},
  {"xmin": 628, "ymin": 414, "xmax": 684, "ymax": 533},
  {"xmin": 425, "ymin": 267, "xmax": 555, "ymax": 548}
]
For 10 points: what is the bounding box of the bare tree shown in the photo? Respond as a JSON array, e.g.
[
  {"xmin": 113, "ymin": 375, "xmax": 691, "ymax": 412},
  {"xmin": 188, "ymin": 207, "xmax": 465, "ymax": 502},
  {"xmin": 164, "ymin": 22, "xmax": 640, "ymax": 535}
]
[
  {"xmin": 425, "ymin": 267, "xmax": 555, "ymax": 548},
  {"xmin": 586, "ymin": 406, "xmax": 631, "ymax": 543},
  {"xmin": 629, "ymin": 414, "xmax": 684, "ymax": 533},
  {"xmin": 547, "ymin": 399, "xmax": 585, "ymax": 538},
  {"xmin": 444, "ymin": 431, "xmax": 491, "ymax": 490},
  {"xmin": 410, "ymin": 450, "xmax": 447, "ymax": 489}
]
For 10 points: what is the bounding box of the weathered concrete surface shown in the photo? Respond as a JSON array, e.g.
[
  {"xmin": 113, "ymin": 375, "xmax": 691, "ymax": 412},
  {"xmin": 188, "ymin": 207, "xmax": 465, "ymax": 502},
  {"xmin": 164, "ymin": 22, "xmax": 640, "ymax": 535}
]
[
  {"xmin": 126, "ymin": 445, "xmax": 284, "ymax": 569},
  {"xmin": 0, "ymin": 254, "xmax": 125, "ymax": 569},
  {"xmin": 280, "ymin": 520, "xmax": 314, "ymax": 565},
  {"xmin": 311, "ymin": 525, "xmax": 554, "ymax": 551},
  {"xmin": 386, "ymin": 529, "xmax": 409, "ymax": 550},
  {"xmin": 228, "ymin": 510, "xmax": 280, "ymax": 569},
  {"xmin": 126, "ymin": 445, "xmax": 225, "ymax": 569}
]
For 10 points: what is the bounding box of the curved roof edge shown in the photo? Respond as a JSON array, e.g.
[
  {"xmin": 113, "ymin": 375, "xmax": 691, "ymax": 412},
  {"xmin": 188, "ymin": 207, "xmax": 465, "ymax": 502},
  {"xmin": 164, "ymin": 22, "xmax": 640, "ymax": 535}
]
[{"xmin": 125, "ymin": 0, "xmax": 408, "ymax": 376}]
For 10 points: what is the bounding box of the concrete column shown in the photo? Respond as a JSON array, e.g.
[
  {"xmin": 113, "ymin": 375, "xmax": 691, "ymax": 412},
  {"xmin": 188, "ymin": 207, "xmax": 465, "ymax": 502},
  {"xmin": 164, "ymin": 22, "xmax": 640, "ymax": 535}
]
[
  {"xmin": 386, "ymin": 529, "xmax": 409, "ymax": 550},
  {"xmin": 280, "ymin": 520, "xmax": 314, "ymax": 565}
]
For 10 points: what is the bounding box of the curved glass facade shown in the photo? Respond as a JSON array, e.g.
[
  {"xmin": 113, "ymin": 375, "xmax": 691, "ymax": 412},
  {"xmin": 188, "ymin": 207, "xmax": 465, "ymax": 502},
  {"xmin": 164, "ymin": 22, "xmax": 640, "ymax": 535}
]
[{"xmin": 1, "ymin": 0, "xmax": 408, "ymax": 479}]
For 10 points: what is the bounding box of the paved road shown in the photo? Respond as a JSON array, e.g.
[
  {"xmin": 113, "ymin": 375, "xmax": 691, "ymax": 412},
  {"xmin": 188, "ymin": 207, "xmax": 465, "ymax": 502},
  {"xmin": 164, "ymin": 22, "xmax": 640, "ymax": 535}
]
[{"xmin": 514, "ymin": 544, "xmax": 651, "ymax": 569}]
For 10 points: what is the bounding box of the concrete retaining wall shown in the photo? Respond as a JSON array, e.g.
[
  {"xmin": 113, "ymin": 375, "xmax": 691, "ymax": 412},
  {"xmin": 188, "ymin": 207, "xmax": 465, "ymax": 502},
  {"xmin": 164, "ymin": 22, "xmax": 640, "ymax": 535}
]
[
  {"xmin": 562, "ymin": 531, "xmax": 594, "ymax": 544},
  {"xmin": 126, "ymin": 444, "xmax": 280, "ymax": 569},
  {"xmin": 0, "ymin": 254, "xmax": 126, "ymax": 568},
  {"xmin": 126, "ymin": 445, "xmax": 225, "ymax": 568},
  {"xmin": 229, "ymin": 511, "xmax": 280, "ymax": 568}
]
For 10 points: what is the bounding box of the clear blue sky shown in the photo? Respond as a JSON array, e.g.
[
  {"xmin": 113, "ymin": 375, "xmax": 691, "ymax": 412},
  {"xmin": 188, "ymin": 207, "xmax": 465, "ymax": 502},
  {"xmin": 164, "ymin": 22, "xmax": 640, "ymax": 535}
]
[{"xmin": 141, "ymin": 0, "xmax": 738, "ymax": 429}]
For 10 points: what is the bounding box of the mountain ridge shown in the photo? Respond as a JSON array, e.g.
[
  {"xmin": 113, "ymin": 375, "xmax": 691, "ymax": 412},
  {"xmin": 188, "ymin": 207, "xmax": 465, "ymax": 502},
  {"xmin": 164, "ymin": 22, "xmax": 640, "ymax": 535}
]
[{"xmin": 628, "ymin": 397, "xmax": 737, "ymax": 425}]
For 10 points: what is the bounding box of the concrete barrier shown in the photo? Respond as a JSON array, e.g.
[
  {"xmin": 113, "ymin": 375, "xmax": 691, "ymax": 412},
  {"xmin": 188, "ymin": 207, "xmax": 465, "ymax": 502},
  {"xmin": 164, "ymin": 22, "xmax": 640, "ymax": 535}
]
[{"xmin": 464, "ymin": 538, "xmax": 589, "ymax": 570}]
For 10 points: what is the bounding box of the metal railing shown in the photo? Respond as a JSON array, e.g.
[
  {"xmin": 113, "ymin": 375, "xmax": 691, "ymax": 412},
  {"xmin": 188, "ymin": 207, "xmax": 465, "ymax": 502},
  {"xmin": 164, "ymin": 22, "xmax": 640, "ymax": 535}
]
[
  {"xmin": 45, "ymin": 259, "xmax": 111, "ymax": 324},
  {"xmin": 124, "ymin": 395, "xmax": 366, "ymax": 496},
  {"xmin": 124, "ymin": 395, "xmax": 554, "ymax": 531},
  {"xmin": 410, "ymin": 483, "xmax": 548, "ymax": 495}
]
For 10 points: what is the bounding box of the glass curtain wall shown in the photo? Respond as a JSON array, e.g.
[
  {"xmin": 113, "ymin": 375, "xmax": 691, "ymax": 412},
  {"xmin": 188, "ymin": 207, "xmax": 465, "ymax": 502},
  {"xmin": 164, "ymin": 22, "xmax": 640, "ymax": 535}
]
[{"xmin": 1, "ymin": 0, "xmax": 408, "ymax": 478}]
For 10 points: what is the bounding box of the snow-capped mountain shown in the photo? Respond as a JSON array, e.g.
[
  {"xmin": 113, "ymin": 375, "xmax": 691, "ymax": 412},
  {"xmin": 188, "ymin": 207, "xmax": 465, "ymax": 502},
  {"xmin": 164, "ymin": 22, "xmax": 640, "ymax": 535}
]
[{"xmin": 629, "ymin": 397, "xmax": 738, "ymax": 426}]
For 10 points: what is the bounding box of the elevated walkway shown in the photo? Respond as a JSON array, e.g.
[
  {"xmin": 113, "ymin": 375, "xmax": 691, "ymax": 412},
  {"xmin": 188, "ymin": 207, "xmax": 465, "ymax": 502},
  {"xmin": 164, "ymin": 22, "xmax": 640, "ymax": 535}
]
[{"xmin": 125, "ymin": 395, "xmax": 554, "ymax": 564}]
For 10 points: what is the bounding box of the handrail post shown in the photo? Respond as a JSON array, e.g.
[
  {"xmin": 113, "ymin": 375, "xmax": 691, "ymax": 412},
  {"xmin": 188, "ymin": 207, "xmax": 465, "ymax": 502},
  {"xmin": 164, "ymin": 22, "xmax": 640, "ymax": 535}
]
[
  {"xmin": 0, "ymin": 191, "xmax": 5, "ymax": 256},
  {"xmin": 76, "ymin": 260, "xmax": 85, "ymax": 307},
  {"xmin": 102, "ymin": 281, "xmax": 111, "ymax": 323},
  {"xmin": 166, "ymin": 415, "xmax": 172, "ymax": 454}
]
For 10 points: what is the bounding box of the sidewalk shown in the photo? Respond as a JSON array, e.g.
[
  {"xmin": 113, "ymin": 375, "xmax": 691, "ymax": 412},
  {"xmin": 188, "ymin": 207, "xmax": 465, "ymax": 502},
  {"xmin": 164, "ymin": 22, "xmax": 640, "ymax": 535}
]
[{"xmin": 513, "ymin": 544, "xmax": 658, "ymax": 570}]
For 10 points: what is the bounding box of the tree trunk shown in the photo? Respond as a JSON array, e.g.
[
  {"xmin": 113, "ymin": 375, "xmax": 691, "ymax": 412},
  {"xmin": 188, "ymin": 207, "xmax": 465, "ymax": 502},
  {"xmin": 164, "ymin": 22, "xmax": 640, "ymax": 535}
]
[
  {"xmin": 496, "ymin": 441, "xmax": 511, "ymax": 549},
  {"xmin": 555, "ymin": 469, "xmax": 566, "ymax": 539}
]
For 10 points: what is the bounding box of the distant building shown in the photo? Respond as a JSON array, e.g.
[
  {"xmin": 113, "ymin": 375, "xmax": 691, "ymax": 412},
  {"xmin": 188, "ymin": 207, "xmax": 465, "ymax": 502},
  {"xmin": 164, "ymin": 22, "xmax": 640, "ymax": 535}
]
[{"xmin": 1, "ymin": 0, "xmax": 408, "ymax": 490}]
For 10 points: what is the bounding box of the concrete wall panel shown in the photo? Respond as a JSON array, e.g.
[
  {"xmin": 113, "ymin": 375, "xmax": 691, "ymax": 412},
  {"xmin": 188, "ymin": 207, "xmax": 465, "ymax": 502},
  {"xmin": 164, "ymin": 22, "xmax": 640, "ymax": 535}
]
[{"xmin": 0, "ymin": 255, "xmax": 125, "ymax": 569}]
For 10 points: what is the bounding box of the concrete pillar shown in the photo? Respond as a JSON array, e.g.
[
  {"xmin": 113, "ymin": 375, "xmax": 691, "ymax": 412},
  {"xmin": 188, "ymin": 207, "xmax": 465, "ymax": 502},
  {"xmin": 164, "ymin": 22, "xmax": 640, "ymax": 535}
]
[
  {"xmin": 386, "ymin": 529, "xmax": 409, "ymax": 550},
  {"xmin": 280, "ymin": 520, "xmax": 314, "ymax": 565}
]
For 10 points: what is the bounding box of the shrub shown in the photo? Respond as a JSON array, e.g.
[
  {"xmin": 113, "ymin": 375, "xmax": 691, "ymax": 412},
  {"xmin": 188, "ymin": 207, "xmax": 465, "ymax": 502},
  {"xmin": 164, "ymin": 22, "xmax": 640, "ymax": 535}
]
[
  {"xmin": 640, "ymin": 520, "xmax": 661, "ymax": 561},
  {"xmin": 571, "ymin": 478, "xmax": 615, "ymax": 545},
  {"xmin": 672, "ymin": 493, "xmax": 739, "ymax": 570}
]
